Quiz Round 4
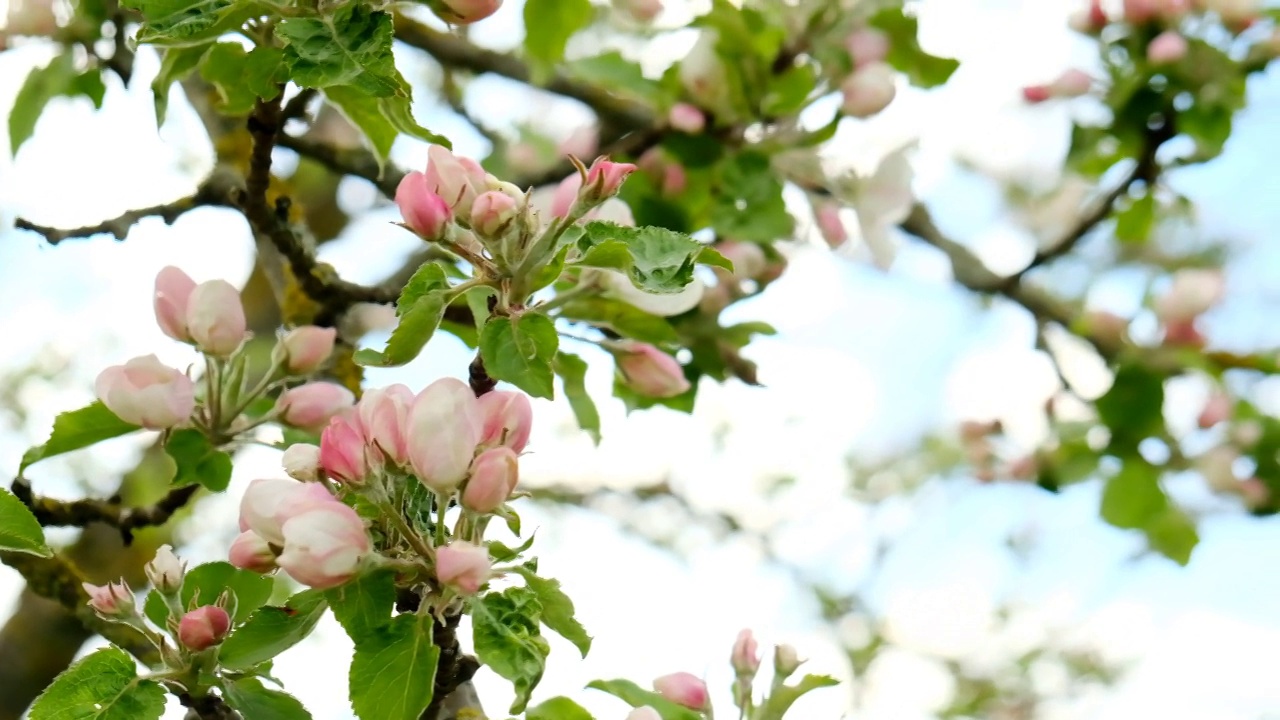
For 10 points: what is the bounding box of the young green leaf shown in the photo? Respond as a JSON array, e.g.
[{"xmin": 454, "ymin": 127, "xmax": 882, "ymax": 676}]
[
  {"xmin": 578, "ymin": 222, "xmax": 730, "ymax": 294},
  {"xmin": 354, "ymin": 290, "xmax": 448, "ymax": 368},
  {"xmin": 868, "ymin": 7, "xmax": 959, "ymax": 87},
  {"xmin": 1096, "ymin": 363, "xmax": 1165, "ymax": 452},
  {"xmin": 276, "ymin": 3, "xmax": 402, "ymax": 97},
  {"xmin": 471, "ymin": 587, "xmax": 551, "ymax": 714},
  {"xmin": 0, "ymin": 489, "xmax": 52, "ymax": 557},
  {"xmin": 152, "ymin": 45, "xmax": 212, "ymax": 125},
  {"xmin": 1144, "ymin": 506, "xmax": 1199, "ymax": 565},
  {"xmin": 223, "ymin": 678, "xmax": 313, "ymax": 720},
  {"xmin": 523, "ymin": 0, "xmax": 594, "ymax": 69},
  {"xmin": 326, "ymin": 569, "xmax": 396, "ymax": 641},
  {"xmin": 527, "ymin": 697, "xmax": 596, "ymax": 720},
  {"xmin": 567, "ymin": 52, "xmax": 672, "ymax": 106},
  {"xmin": 169, "ymin": 561, "xmax": 275, "ymax": 624},
  {"xmin": 199, "ymin": 43, "xmax": 285, "ymax": 115},
  {"xmin": 513, "ymin": 566, "xmax": 592, "ymax": 656},
  {"xmin": 479, "ymin": 314, "xmax": 559, "ymax": 399},
  {"xmin": 10, "ymin": 52, "xmax": 106, "ymax": 157},
  {"xmin": 709, "ymin": 152, "xmax": 793, "ymax": 242},
  {"xmin": 166, "ymin": 429, "xmax": 233, "ymax": 492},
  {"xmin": 127, "ymin": 0, "xmax": 268, "ymax": 47},
  {"xmin": 1100, "ymin": 461, "xmax": 1167, "ymax": 531},
  {"xmin": 558, "ymin": 299, "xmax": 678, "ymax": 344},
  {"xmin": 586, "ymin": 679, "xmax": 702, "ymax": 720},
  {"xmin": 218, "ymin": 590, "xmax": 329, "ymax": 670},
  {"xmin": 349, "ymin": 612, "xmax": 440, "ymax": 720},
  {"xmin": 553, "ymin": 352, "xmax": 601, "ymax": 443},
  {"xmin": 757, "ymin": 674, "xmax": 840, "ymax": 718},
  {"xmin": 324, "ymin": 85, "xmax": 450, "ymax": 170},
  {"xmin": 28, "ymin": 647, "xmax": 165, "ymax": 720},
  {"xmin": 20, "ymin": 401, "xmax": 139, "ymax": 472}
]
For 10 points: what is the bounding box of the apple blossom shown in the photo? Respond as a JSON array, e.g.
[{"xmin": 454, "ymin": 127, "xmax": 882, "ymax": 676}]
[
  {"xmin": 668, "ymin": 103, "xmax": 705, "ymax": 134},
  {"xmin": 1147, "ymin": 30, "xmax": 1188, "ymax": 64},
  {"xmin": 277, "ymin": 382, "xmax": 356, "ymax": 431},
  {"xmin": 321, "ymin": 412, "xmax": 372, "ymax": 484},
  {"xmin": 845, "ymin": 27, "xmax": 890, "ymax": 68},
  {"xmin": 144, "ymin": 544, "xmax": 185, "ymax": 595},
  {"xmin": 282, "ymin": 443, "xmax": 324, "ymax": 483},
  {"xmin": 278, "ymin": 326, "xmax": 337, "ymax": 374},
  {"xmin": 178, "ymin": 605, "xmax": 231, "ymax": 651},
  {"xmin": 239, "ymin": 478, "xmax": 340, "ymax": 545},
  {"xmin": 1156, "ymin": 268, "xmax": 1225, "ymax": 323},
  {"xmin": 1198, "ymin": 392, "xmax": 1232, "ymax": 429},
  {"xmin": 614, "ymin": 342, "xmax": 691, "ymax": 398},
  {"xmin": 731, "ymin": 629, "xmax": 760, "ymax": 675},
  {"xmin": 583, "ymin": 157, "xmax": 637, "ymax": 204},
  {"xmin": 430, "ymin": 0, "xmax": 501, "ymax": 25},
  {"xmin": 358, "ymin": 384, "xmax": 416, "ymax": 467},
  {"xmin": 653, "ymin": 672, "xmax": 708, "ymax": 709},
  {"xmin": 186, "ymin": 280, "xmax": 247, "ymax": 356},
  {"xmin": 774, "ymin": 644, "xmax": 802, "ymax": 677},
  {"xmin": 95, "ymin": 355, "xmax": 195, "ymax": 429},
  {"xmin": 153, "ymin": 265, "xmax": 196, "ymax": 342},
  {"xmin": 462, "ymin": 447, "xmax": 519, "ymax": 513},
  {"xmin": 396, "ymin": 171, "xmax": 453, "ymax": 240},
  {"xmin": 476, "ymin": 390, "xmax": 533, "ymax": 452},
  {"xmin": 471, "ymin": 190, "xmax": 519, "ymax": 237},
  {"xmin": 815, "ymin": 202, "xmax": 848, "ymax": 248},
  {"xmin": 424, "ymin": 145, "xmax": 489, "ymax": 217},
  {"xmin": 407, "ymin": 377, "xmax": 483, "ymax": 493},
  {"xmin": 277, "ymin": 503, "xmax": 372, "ymax": 589},
  {"xmin": 841, "ymin": 62, "xmax": 896, "ymax": 118},
  {"xmin": 435, "ymin": 541, "xmax": 491, "ymax": 594},
  {"xmin": 229, "ymin": 531, "xmax": 278, "ymax": 573},
  {"xmin": 83, "ymin": 581, "xmax": 134, "ymax": 617}
]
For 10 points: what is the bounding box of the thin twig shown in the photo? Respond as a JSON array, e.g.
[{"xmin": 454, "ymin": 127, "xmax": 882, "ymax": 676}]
[{"xmin": 11, "ymin": 479, "xmax": 200, "ymax": 544}]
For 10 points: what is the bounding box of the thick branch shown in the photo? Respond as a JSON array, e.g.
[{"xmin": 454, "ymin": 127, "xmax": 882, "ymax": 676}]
[{"xmin": 11, "ymin": 479, "xmax": 199, "ymax": 544}]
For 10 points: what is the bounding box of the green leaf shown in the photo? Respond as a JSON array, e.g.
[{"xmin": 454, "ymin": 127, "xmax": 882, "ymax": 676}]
[
  {"xmin": 578, "ymin": 222, "xmax": 722, "ymax": 294},
  {"xmin": 326, "ymin": 569, "xmax": 396, "ymax": 641},
  {"xmin": 145, "ymin": 561, "xmax": 274, "ymax": 627},
  {"xmin": 127, "ymin": 0, "xmax": 267, "ymax": 47},
  {"xmin": 28, "ymin": 647, "xmax": 165, "ymax": 720},
  {"xmin": 527, "ymin": 697, "xmax": 595, "ymax": 720},
  {"xmin": 479, "ymin": 314, "xmax": 559, "ymax": 399},
  {"xmin": 553, "ymin": 352, "xmax": 601, "ymax": 443},
  {"xmin": 868, "ymin": 8, "xmax": 959, "ymax": 87},
  {"xmin": 586, "ymin": 679, "xmax": 702, "ymax": 720},
  {"xmin": 10, "ymin": 53, "xmax": 105, "ymax": 156},
  {"xmin": 1096, "ymin": 363, "xmax": 1165, "ymax": 452},
  {"xmin": 758, "ymin": 674, "xmax": 841, "ymax": 718},
  {"xmin": 523, "ymin": 0, "xmax": 594, "ymax": 69},
  {"xmin": 396, "ymin": 262, "xmax": 450, "ymax": 310},
  {"xmin": 1100, "ymin": 461, "xmax": 1167, "ymax": 531},
  {"xmin": 471, "ymin": 587, "xmax": 551, "ymax": 714},
  {"xmin": 20, "ymin": 401, "xmax": 139, "ymax": 472},
  {"xmin": 567, "ymin": 52, "xmax": 671, "ymax": 106},
  {"xmin": 488, "ymin": 534, "xmax": 537, "ymax": 563},
  {"xmin": 559, "ymin": 298, "xmax": 677, "ymax": 344},
  {"xmin": 277, "ymin": 3, "xmax": 402, "ymax": 97},
  {"xmin": 762, "ymin": 63, "xmax": 817, "ymax": 117},
  {"xmin": 356, "ymin": 264, "xmax": 451, "ymax": 367},
  {"xmin": 465, "ymin": 286, "xmax": 496, "ymax": 334},
  {"xmin": 218, "ymin": 590, "xmax": 328, "ymax": 670},
  {"xmin": 152, "ymin": 45, "xmax": 211, "ymax": 125},
  {"xmin": 513, "ymin": 566, "xmax": 591, "ymax": 657},
  {"xmin": 223, "ymin": 678, "xmax": 313, "ymax": 720},
  {"xmin": 1114, "ymin": 192, "xmax": 1155, "ymax": 244},
  {"xmin": 710, "ymin": 152, "xmax": 793, "ymax": 242},
  {"xmin": 0, "ymin": 490, "xmax": 51, "ymax": 557},
  {"xmin": 1144, "ymin": 506, "xmax": 1199, "ymax": 565},
  {"xmin": 324, "ymin": 85, "xmax": 449, "ymax": 170},
  {"xmin": 349, "ymin": 612, "xmax": 440, "ymax": 720},
  {"xmin": 199, "ymin": 43, "xmax": 284, "ymax": 116},
  {"xmin": 165, "ymin": 429, "xmax": 232, "ymax": 492}
]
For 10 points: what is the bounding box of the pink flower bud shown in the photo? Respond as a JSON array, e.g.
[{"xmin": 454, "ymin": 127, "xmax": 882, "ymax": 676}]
[
  {"xmin": 1198, "ymin": 445, "xmax": 1239, "ymax": 493},
  {"xmin": 845, "ymin": 27, "xmax": 890, "ymax": 68},
  {"xmin": 1240, "ymin": 477, "xmax": 1270, "ymax": 509},
  {"xmin": 717, "ymin": 241, "xmax": 767, "ymax": 283},
  {"xmin": 358, "ymin": 384, "xmax": 415, "ymax": 467},
  {"xmin": 1068, "ymin": 1, "xmax": 1109, "ymax": 33},
  {"xmin": 613, "ymin": 0, "xmax": 662, "ymax": 22},
  {"xmin": 1022, "ymin": 85, "xmax": 1053, "ymax": 103},
  {"xmin": 95, "ymin": 355, "xmax": 195, "ymax": 429},
  {"xmin": 1123, "ymin": 0, "xmax": 1157, "ymax": 22},
  {"xmin": 435, "ymin": 541, "xmax": 491, "ymax": 594},
  {"xmin": 277, "ymin": 504, "xmax": 371, "ymax": 589},
  {"xmin": 627, "ymin": 709, "xmax": 662, "ymax": 720},
  {"xmin": 668, "ymin": 103, "xmax": 706, "ymax": 134},
  {"xmin": 396, "ymin": 171, "xmax": 453, "ymax": 240},
  {"xmin": 178, "ymin": 605, "xmax": 231, "ymax": 651},
  {"xmin": 476, "ymin": 390, "xmax": 533, "ymax": 452},
  {"xmin": 1156, "ymin": 269, "xmax": 1224, "ymax": 323},
  {"xmin": 840, "ymin": 62, "xmax": 897, "ymax": 118},
  {"xmin": 1198, "ymin": 392, "xmax": 1233, "ymax": 429},
  {"xmin": 1049, "ymin": 69, "xmax": 1093, "ymax": 97},
  {"xmin": 653, "ymin": 672, "xmax": 708, "ymax": 709},
  {"xmin": 154, "ymin": 266, "xmax": 196, "ymax": 342},
  {"xmin": 277, "ymin": 382, "xmax": 356, "ymax": 431},
  {"xmin": 551, "ymin": 172, "xmax": 582, "ymax": 219},
  {"xmin": 425, "ymin": 145, "xmax": 489, "ymax": 217},
  {"xmin": 282, "ymin": 443, "xmax": 324, "ymax": 483},
  {"xmin": 186, "ymin": 280, "xmax": 247, "ymax": 356},
  {"xmin": 731, "ymin": 629, "xmax": 760, "ymax": 675},
  {"xmin": 774, "ymin": 644, "xmax": 802, "ymax": 677},
  {"xmin": 239, "ymin": 478, "xmax": 339, "ymax": 545},
  {"xmin": 279, "ymin": 326, "xmax": 336, "ymax": 374},
  {"xmin": 583, "ymin": 157, "xmax": 638, "ymax": 203},
  {"xmin": 229, "ymin": 531, "xmax": 278, "ymax": 573},
  {"xmin": 1157, "ymin": 0, "xmax": 1192, "ymax": 20},
  {"xmin": 83, "ymin": 581, "xmax": 134, "ymax": 617},
  {"xmin": 815, "ymin": 203, "xmax": 848, "ymax": 248},
  {"xmin": 407, "ymin": 378, "xmax": 483, "ymax": 494},
  {"xmin": 145, "ymin": 544, "xmax": 185, "ymax": 595},
  {"xmin": 1147, "ymin": 30, "xmax": 1188, "ymax": 64},
  {"xmin": 661, "ymin": 163, "xmax": 687, "ymax": 196},
  {"xmin": 321, "ymin": 412, "xmax": 372, "ymax": 484},
  {"xmin": 462, "ymin": 447, "xmax": 519, "ymax": 513},
  {"xmin": 431, "ymin": 0, "xmax": 502, "ymax": 24},
  {"xmin": 470, "ymin": 190, "xmax": 519, "ymax": 237},
  {"xmin": 614, "ymin": 342, "xmax": 691, "ymax": 398}
]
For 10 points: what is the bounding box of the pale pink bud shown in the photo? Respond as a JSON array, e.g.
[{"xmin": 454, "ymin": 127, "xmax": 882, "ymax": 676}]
[
  {"xmin": 614, "ymin": 342, "xmax": 691, "ymax": 398},
  {"xmin": 679, "ymin": 30, "xmax": 727, "ymax": 99},
  {"xmin": 282, "ymin": 443, "xmax": 324, "ymax": 483},
  {"xmin": 425, "ymin": 145, "xmax": 489, "ymax": 217},
  {"xmin": 83, "ymin": 581, "xmax": 134, "ymax": 617},
  {"xmin": 239, "ymin": 478, "xmax": 339, "ymax": 545},
  {"xmin": 1198, "ymin": 392, "xmax": 1232, "ymax": 429},
  {"xmin": 613, "ymin": 0, "xmax": 662, "ymax": 22},
  {"xmin": 462, "ymin": 447, "xmax": 519, "ymax": 513},
  {"xmin": 1240, "ymin": 477, "xmax": 1270, "ymax": 509},
  {"xmin": 1147, "ymin": 30, "xmax": 1189, "ymax": 64},
  {"xmin": 559, "ymin": 125, "xmax": 599, "ymax": 160},
  {"xmin": 1123, "ymin": 0, "xmax": 1158, "ymax": 22},
  {"xmin": 1049, "ymin": 69, "xmax": 1093, "ymax": 97},
  {"xmin": 431, "ymin": 0, "xmax": 502, "ymax": 24},
  {"xmin": 815, "ymin": 203, "xmax": 848, "ymax": 248},
  {"xmin": 320, "ymin": 412, "xmax": 372, "ymax": 484},
  {"xmin": 279, "ymin": 326, "xmax": 336, "ymax": 374},
  {"xmin": 1068, "ymin": 0, "xmax": 1109, "ymax": 32},
  {"xmin": 186, "ymin": 280, "xmax": 247, "ymax": 356},
  {"xmin": 476, "ymin": 390, "xmax": 533, "ymax": 452},
  {"xmin": 407, "ymin": 377, "xmax": 483, "ymax": 493},
  {"xmin": 584, "ymin": 157, "xmax": 637, "ymax": 203},
  {"xmin": 840, "ymin": 62, "xmax": 897, "ymax": 118},
  {"xmin": 94, "ymin": 355, "xmax": 195, "ymax": 429},
  {"xmin": 178, "ymin": 605, "xmax": 231, "ymax": 651},
  {"xmin": 277, "ymin": 382, "xmax": 356, "ymax": 431},
  {"xmin": 277, "ymin": 504, "xmax": 371, "ymax": 589},
  {"xmin": 1156, "ymin": 269, "xmax": 1225, "ymax": 323},
  {"xmin": 653, "ymin": 672, "xmax": 708, "ymax": 709},
  {"xmin": 774, "ymin": 644, "xmax": 802, "ymax": 677},
  {"xmin": 717, "ymin": 241, "xmax": 767, "ymax": 283},
  {"xmin": 470, "ymin": 190, "xmax": 519, "ymax": 237},
  {"xmin": 144, "ymin": 544, "xmax": 185, "ymax": 595},
  {"xmin": 551, "ymin": 173, "xmax": 582, "ymax": 219},
  {"xmin": 1006, "ymin": 455, "xmax": 1038, "ymax": 481},
  {"xmin": 1022, "ymin": 85, "xmax": 1053, "ymax": 103},
  {"xmin": 358, "ymin": 384, "xmax": 415, "ymax": 467},
  {"xmin": 229, "ymin": 531, "xmax": 278, "ymax": 573},
  {"xmin": 668, "ymin": 103, "xmax": 706, "ymax": 134},
  {"xmin": 627, "ymin": 709, "xmax": 662, "ymax": 720},
  {"xmin": 661, "ymin": 163, "xmax": 687, "ymax": 196},
  {"xmin": 435, "ymin": 541, "xmax": 491, "ymax": 594},
  {"xmin": 153, "ymin": 266, "xmax": 196, "ymax": 342},
  {"xmin": 731, "ymin": 629, "xmax": 760, "ymax": 675},
  {"xmin": 1163, "ymin": 318, "xmax": 1205, "ymax": 347},
  {"xmin": 396, "ymin": 171, "xmax": 453, "ymax": 240},
  {"xmin": 845, "ymin": 27, "xmax": 890, "ymax": 68}
]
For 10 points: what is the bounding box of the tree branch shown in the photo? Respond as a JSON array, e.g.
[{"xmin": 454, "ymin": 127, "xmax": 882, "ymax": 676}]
[{"xmin": 10, "ymin": 479, "xmax": 199, "ymax": 544}]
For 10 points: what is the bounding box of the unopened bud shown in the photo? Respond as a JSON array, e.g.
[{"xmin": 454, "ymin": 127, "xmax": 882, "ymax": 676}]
[
  {"xmin": 845, "ymin": 27, "xmax": 890, "ymax": 68},
  {"xmin": 436, "ymin": 541, "xmax": 492, "ymax": 594},
  {"xmin": 1198, "ymin": 392, "xmax": 1232, "ymax": 429},
  {"xmin": 276, "ymin": 382, "xmax": 356, "ymax": 432},
  {"xmin": 178, "ymin": 605, "xmax": 231, "ymax": 651},
  {"xmin": 396, "ymin": 171, "xmax": 454, "ymax": 240},
  {"xmin": 95, "ymin": 355, "xmax": 196, "ymax": 430},
  {"xmin": 277, "ymin": 326, "xmax": 337, "ymax": 375},
  {"xmin": 668, "ymin": 103, "xmax": 706, "ymax": 133},
  {"xmin": 731, "ymin": 629, "xmax": 760, "ymax": 676},
  {"xmin": 282, "ymin": 443, "xmax": 324, "ymax": 483},
  {"xmin": 612, "ymin": 342, "xmax": 691, "ymax": 398},
  {"xmin": 774, "ymin": 644, "xmax": 802, "ymax": 678},
  {"xmin": 145, "ymin": 544, "xmax": 186, "ymax": 595},
  {"xmin": 1147, "ymin": 30, "xmax": 1188, "ymax": 64},
  {"xmin": 83, "ymin": 581, "xmax": 134, "ymax": 617},
  {"xmin": 470, "ymin": 190, "xmax": 520, "ymax": 237},
  {"xmin": 653, "ymin": 672, "xmax": 709, "ymax": 709},
  {"xmin": 462, "ymin": 447, "xmax": 520, "ymax": 513},
  {"xmin": 229, "ymin": 531, "xmax": 278, "ymax": 573},
  {"xmin": 187, "ymin": 280, "xmax": 248, "ymax": 356},
  {"xmin": 841, "ymin": 62, "xmax": 896, "ymax": 118}
]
